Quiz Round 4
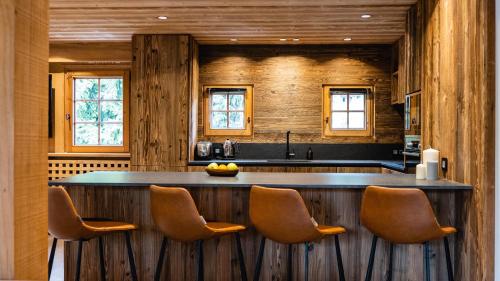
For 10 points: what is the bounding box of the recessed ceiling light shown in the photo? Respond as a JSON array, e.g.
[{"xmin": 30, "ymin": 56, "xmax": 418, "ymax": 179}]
[
  {"xmin": 230, "ymin": 38, "xmax": 238, "ymax": 42},
  {"xmin": 343, "ymin": 37, "xmax": 352, "ymax": 41},
  {"xmin": 280, "ymin": 38, "xmax": 287, "ymax": 41},
  {"xmin": 361, "ymin": 14, "xmax": 372, "ymax": 19},
  {"xmin": 292, "ymin": 38, "xmax": 300, "ymax": 41},
  {"xmin": 157, "ymin": 16, "xmax": 168, "ymax": 20}
]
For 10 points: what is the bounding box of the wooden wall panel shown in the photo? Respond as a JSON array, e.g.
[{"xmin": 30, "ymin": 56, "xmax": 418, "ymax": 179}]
[
  {"xmin": 0, "ymin": 0, "xmax": 49, "ymax": 279},
  {"xmin": 130, "ymin": 35, "xmax": 193, "ymax": 170},
  {"xmin": 416, "ymin": 0, "xmax": 495, "ymax": 279},
  {"xmin": 0, "ymin": 1, "xmax": 16, "ymax": 276},
  {"xmin": 49, "ymin": 42, "xmax": 131, "ymax": 64},
  {"xmin": 198, "ymin": 45, "xmax": 404, "ymax": 144}
]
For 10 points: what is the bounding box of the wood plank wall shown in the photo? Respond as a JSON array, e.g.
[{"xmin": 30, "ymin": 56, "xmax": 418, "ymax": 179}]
[
  {"xmin": 0, "ymin": 0, "xmax": 49, "ymax": 279},
  {"xmin": 130, "ymin": 35, "xmax": 194, "ymax": 171},
  {"xmin": 198, "ymin": 45, "xmax": 404, "ymax": 144},
  {"xmin": 398, "ymin": 0, "xmax": 495, "ymax": 279}
]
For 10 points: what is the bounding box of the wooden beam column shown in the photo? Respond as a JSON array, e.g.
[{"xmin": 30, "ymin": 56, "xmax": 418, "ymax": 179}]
[
  {"xmin": 0, "ymin": 0, "xmax": 49, "ymax": 280},
  {"xmin": 130, "ymin": 35, "xmax": 196, "ymax": 171}
]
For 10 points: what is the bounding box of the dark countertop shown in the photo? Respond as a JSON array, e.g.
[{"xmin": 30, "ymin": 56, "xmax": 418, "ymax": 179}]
[
  {"xmin": 49, "ymin": 171, "xmax": 472, "ymax": 190},
  {"xmin": 189, "ymin": 159, "xmax": 416, "ymax": 172}
]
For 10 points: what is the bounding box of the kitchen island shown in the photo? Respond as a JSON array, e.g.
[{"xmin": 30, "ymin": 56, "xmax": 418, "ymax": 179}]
[{"xmin": 50, "ymin": 171, "xmax": 471, "ymax": 281}]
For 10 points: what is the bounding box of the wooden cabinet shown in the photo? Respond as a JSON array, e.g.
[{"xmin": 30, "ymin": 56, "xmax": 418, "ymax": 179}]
[
  {"xmin": 392, "ymin": 2, "xmax": 422, "ymax": 104},
  {"xmin": 130, "ymin": 35, "xmax": 196, "ymax": 171}
]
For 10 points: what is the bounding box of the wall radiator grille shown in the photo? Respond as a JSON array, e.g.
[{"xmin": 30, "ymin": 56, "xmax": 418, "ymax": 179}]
[{"xmin": 48, "ymin": 159, "xmax": 130, "ymax": 181}]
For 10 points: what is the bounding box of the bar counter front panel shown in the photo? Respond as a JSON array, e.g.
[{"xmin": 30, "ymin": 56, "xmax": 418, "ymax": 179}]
[{"xmin": 50, "ymin": 172, "xmax": 471, "ymax": 281}]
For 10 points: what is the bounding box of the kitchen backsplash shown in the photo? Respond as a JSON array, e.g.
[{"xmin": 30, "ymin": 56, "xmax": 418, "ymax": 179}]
[{"xmin": 195, "ymin": 143, "xmax": 403, "ymax": 160}]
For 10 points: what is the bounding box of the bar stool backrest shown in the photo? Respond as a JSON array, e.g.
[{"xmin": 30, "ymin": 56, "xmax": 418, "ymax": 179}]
[
  {"xmin": 360, "ymin": 185, "xmax": 445, "ymax": 244},
  {"xmin": 249, "ymin": 185, "xmax": 321, "ymax": 244},
  {"xmin": 150, "ymin": 185, "xmax": 213, "ymax": 242},
  {"xmin": 48, "ymin": 186, "xmax": 89, "ymax": 241}
]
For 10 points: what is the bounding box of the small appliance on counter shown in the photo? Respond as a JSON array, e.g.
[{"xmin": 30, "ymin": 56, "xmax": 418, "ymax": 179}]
[
  {"xmin": 195, "ymin": 141, "xmax": 212, "ymax": 160},
  {"xmin": 212, "ymin": 143, "xmax": 224, "ymax": 159},
  {"xmin": 222, "ymin": 139, "xmax": 239, "ymax": 159}
]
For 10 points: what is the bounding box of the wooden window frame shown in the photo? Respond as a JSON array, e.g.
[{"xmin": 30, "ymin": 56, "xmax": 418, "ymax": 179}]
[
  {"xmin": 64, "ymin": 70, "xmax": 130, "ymax": 153},
  {"xmin": 322, "ymin": 85, "xmax": 374, "ymax": 137},
  {"xmin": 203, "ymin": 85, "xmax": 253, "ymax": 136}
]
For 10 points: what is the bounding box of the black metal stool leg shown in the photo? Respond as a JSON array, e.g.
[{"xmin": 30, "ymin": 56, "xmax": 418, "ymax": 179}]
[
  {"xmin": 253, "ymin": 237, "xmax": 266, "ymax": 281},
  {"xmin": 197, "ymin": 240, "xmax": 204, "ymax": 281},
  {"xmin": 48, "ymin": 237, "xmax": 58, "ymax": 279},
  {"xmin": 304, "ymin": 242, "xmax": 310, "ymax": 281},
  {"xmin": 364, "ymin": 235, "xmax": 378, "ymax": 281},
  {"xmin": 443, "ymin": 237, "xmax": 454, "ymax": 281},
  {"xmin": 155, "ymin": 237, "xmax": 168, "ymax": 281},
  {"xmin": 75, "ymin": 240, "xmax": 83, "ymax": 281},
  {"xmin": 424, "ymin": 242, "xmax": 431, "ymax": 281},
  {"xmin": 124, "ymin": 232, "xmax": 138, "ymax": 281},
  {"xmin": 287, "ymin": 244, "xmax": 293, "ymax": 281},
  {"xmin": 235, "ymin": 233, "xmax": 248, "ymax": 281},
  {"xmin": 98, "ymin": 237, "xmax": 106, "ymax": 281},
  {"xmin": 387, "ymin": 243, "xmax": 394, "ymax": 281},
  {"xmin": 334, "ymin": 235, "xmax": 346, "ymax": 281}
]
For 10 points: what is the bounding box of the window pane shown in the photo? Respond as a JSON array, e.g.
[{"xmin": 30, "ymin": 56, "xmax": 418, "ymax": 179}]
[
  {"xmin": 74, "ymin": 123, "xmax": 98, "ymax": 145},
  {"xmin": 75, "ymin": 101, "xmax": 98, "ymax": 122},
  {"xmin": 229, "ymin": 94, "xmax": 244, "ymax": 110},
  {"xmin": 211, "ymin": 112, "xmax": 228, "ymax": 129},
  {"xmin": 331, "ymin": 112, "xmax": 348, "ymax": 129},
  {"xmin": 229, "ymin": 112, "xmax": 244, "ymax": 129},
  {"xmin": 101, "ymin": 101, "xmax": 123, "ymax": 122},
  {"xmin": 100, "ymin": 124, "xmax": 123, "ymax": 145},
  {"xmin": 349, "ymin": 94, "xmax": 365, "ymax": 110},
  {"xmin": 211, "ymin": 94, "xmax": 227, "ymax": 110},
  {"xmin": 74, "ymin": 78, "xmax": 98, "ymax": 100},
  {"xmin": 100, "ymin": 78, "xmax": 123, "ymax": 100},
  {"xmin": 349, "ymin": 112, "xmax": 365, "ymax": 129},
  {"xmin": 331, "ymin": 94, "xmax": 347, "ymax": 111}
]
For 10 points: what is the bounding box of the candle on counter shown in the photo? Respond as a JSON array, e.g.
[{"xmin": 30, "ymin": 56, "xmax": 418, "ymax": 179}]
[
  {"xmin": 423, "ymin": 148, "xmax": 439, "ymax": 166},
  {"xmin": 416, "ymin": 164, "xmax": 426, "ymax": 180},
  {"xmin": 426, "ymin": 161, "xmax": 439, "ymax": 180}
]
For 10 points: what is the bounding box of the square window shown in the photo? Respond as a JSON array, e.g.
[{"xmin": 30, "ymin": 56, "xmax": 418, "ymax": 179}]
[
  {"xmin": 323, "ymin": 86, "xmax": 373, "ymax": 137},
  {"xmin": 204, "ymin": 86, "xmax": 253, "ymax": 136}
]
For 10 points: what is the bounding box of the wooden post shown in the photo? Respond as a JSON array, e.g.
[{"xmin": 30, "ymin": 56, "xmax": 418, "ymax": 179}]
[{"xmin": 0, "ymin": 0, "xmax": 49, "ymax": 279}]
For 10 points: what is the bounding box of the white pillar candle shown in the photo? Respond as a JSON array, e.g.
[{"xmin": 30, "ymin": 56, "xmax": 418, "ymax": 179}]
[
  {"xmin": 416, "ymin": 164, "xmax": 426, "ymax": 180},
  {"xmin": 426, "ymin": 161, "xmax": 439, "ymax": 180},
  {"xmin": 423, "ymin": 148, "xmax": 439, "ymax": 166}
]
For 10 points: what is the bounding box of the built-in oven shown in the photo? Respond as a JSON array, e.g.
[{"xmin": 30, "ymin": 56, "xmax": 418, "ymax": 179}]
[{"xmin": 403, "ymin": 91, "xmax": 421, "ymax": 169}]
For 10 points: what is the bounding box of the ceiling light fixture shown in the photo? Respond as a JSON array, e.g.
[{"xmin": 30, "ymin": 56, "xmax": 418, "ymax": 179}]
[
  {"xmin": 292, "ymin": 38, "xmax": 300, "ymax": 41},
  {"xmin": 343, "ymin": 37, "xmax": 352, "ymax": 41},
  {"xmin": 280, "ymin": 38, "xmax": 287, "ymax": 41},
  {"xmin": 157, "ymin": 16, "xmax": 168, "ymax": 20},
  {"xmin": 361, "ymin": 14, "xmax": 372, "ymax": 19},
  {"xmin": 230, "ymin": 38, "xmax": 238, "ymax": 42}
]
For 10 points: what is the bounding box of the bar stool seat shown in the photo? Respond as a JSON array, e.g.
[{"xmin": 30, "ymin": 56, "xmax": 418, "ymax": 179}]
[
  {"xmin": 361, "ymin": 185, "xmax": 456, "ymax": 281},
  {"xmin": 150, "ymin": 185, "xmax": 248, "ymax": 281},
  {"xmin": 206, "ymin": 222, "xmax": 246, "ymax": 233},
  {"xmin": 48, "ymin": 186, "xmax": 139, "ymax": 281},
  {"xmin": 250, "ymin": 185, "xmax": 346, "ymax": 281},
  {"xmin": 80, "ymin": 220, "xmax": 137, "ymax": 237},
  {"xmin": 317, "ymin": 225, "xmax": 347, "ymax": 235}
]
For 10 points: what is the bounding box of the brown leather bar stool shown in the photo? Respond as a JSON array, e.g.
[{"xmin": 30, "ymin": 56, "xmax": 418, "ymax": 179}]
[
  {"xmin": 249, "ymin": 185, "xmax": 346, "ymax": 281},
  {"xmin": 150, "ymin": 185, "xmax": 248, "ymax": 281},
  {"xmin": 361, "ymin": 185, "xmax": 456, "ymax": 281},
  {"xmin": 48, "ymin": 186, "xmax": 139, "ymax": 281}
]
